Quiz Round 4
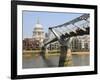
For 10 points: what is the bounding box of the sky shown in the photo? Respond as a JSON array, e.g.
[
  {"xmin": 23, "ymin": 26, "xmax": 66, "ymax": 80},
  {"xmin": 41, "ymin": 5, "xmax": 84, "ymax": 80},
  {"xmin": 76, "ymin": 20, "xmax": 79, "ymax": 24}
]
[{"xmin": 23, "ymin": 11, "xmax": 83, "ymax": 38}]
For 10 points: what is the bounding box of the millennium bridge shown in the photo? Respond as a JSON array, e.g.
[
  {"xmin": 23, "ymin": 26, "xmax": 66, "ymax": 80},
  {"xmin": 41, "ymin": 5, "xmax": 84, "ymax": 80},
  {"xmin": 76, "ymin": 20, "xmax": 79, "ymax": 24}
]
[{"xmin": 41, "ymin": 14, "xmax": 90, "ymax": 67}]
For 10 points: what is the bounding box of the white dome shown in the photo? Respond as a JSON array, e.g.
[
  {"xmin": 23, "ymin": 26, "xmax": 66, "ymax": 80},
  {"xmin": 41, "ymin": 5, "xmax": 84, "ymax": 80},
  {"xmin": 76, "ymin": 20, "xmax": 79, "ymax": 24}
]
[{"xmin": 35, "ymin": 23, "xmax": 43, "ymax": 28}]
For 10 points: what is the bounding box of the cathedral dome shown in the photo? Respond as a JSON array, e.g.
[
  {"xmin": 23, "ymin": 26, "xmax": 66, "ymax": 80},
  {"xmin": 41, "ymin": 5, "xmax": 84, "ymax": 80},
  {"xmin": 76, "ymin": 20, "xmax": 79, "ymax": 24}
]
[
  {"xmin": 35, "ymin": 23, "xmax": 43, "ymax": 29},
  {"xmin": 34, "ymin": 18, "xmax": 43, "ymax": 29}
]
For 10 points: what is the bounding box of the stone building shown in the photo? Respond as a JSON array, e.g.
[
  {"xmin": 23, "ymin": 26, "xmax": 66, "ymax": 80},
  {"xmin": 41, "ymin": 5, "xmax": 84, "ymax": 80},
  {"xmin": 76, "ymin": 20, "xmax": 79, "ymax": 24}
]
[
  {"xmin": 70, "ymin": 35, "xmax": 90, "ymax": 51},
  {"xmin": 46, "ymin": 35, "xmax": 90, "ymax": 52},
  {"xmin": 23, "ymin": 38, "xmax": 40, "ymax": 50}
]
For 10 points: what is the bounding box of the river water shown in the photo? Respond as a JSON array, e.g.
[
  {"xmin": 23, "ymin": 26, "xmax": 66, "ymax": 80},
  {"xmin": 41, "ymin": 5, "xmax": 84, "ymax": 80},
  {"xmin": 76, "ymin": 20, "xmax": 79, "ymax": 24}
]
[{"xmin": 22, "ymin": 54, "xmax": 89, "ymax": 69}]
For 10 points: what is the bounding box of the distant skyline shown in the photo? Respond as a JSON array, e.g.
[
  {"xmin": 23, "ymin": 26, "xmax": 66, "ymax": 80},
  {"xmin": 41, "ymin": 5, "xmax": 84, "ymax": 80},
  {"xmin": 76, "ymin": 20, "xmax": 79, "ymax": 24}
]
[{"xmin": 23, "ymin": 11, "xmax": 83, "ymax": 38}]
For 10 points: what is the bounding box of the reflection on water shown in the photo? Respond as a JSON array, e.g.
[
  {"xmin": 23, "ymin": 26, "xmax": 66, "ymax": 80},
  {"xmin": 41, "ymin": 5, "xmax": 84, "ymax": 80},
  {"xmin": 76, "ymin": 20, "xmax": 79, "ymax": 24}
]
[
  {"xmin": 22, "ymin": 54, "xmax": 89, "ymax": 69},
  {"xmin": 72, "ymin": 55, "xmax": 89, "ymax": 66}
]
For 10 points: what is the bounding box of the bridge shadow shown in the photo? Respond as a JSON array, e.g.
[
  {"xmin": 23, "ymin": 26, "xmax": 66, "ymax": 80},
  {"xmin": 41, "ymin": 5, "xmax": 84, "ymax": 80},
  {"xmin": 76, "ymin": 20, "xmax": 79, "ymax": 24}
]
[
  {"xmin": 40, "ymin": 51, "xmax": 57, "ymax": 67},
  {"xmin": 41, "ymin": 55, "xmax": 57, "ymax": 67}
]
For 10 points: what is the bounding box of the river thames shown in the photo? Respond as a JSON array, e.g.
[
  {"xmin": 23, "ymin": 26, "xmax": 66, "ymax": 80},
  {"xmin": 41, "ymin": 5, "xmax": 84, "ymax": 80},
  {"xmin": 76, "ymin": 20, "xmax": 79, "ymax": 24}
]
[{"xmin": 22, "ymin": 52, "xmax": 89, "ymax": 69}]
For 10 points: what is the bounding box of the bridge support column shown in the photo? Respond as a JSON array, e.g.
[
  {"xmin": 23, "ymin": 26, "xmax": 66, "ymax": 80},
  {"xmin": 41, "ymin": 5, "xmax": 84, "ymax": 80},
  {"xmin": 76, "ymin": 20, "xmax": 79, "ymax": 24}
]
[
  {"xmin": 59, "ymin": 46, "xmax": 67, "ymax": 67},
  {"xmin": 41, "ymin": 46, "xmax": 49, "ymax": 59},
  {"xmin": 59, "ymin": 46, "xmax": 73, "ymax": 67},
  {"xmin": 44, "ymin": 47, "xmax": 49, "ymax": 59},
  {"xmin": 64, "ymin": 48, "xmax": 73, "ymax": 66},
  {"xmin": 41, "ymin": 46, "xmax": 46, "ymax": 59},
  {"xmin": 59, "ymin": 37, "xmax": 73, "ymax": 67}
]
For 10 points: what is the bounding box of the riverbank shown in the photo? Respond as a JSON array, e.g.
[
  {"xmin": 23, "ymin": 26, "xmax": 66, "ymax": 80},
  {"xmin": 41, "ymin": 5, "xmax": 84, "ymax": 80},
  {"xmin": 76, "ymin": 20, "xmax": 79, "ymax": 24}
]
[{"xmin": 23, "ymin": 50, "xmax": 89, "ymax": 57}]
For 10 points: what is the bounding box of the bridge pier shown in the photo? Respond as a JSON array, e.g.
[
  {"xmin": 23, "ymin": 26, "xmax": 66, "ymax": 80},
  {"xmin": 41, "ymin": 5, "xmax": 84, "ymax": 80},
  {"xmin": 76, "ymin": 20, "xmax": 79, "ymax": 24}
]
[
  {"xmin": 41, "ymin": 46, "xmax": 48, "ymax": 59},
  {"xmin": 44, "ymin": 46, "xmax": 49, "ymax": 59},
  {"xmin": 59, "ymin": 46, "xmax": 67, "ymax": 67},
  {"xmin": 59, "ymin": 46, "xmax": 73, "ymax": 67},
  {"xmin": 59, "ymin": 38, "xmax": 73, "ymax": 67},
  {"xmin": 64, "ymin": 48, "xmax": 73, "ymax": 66}
]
